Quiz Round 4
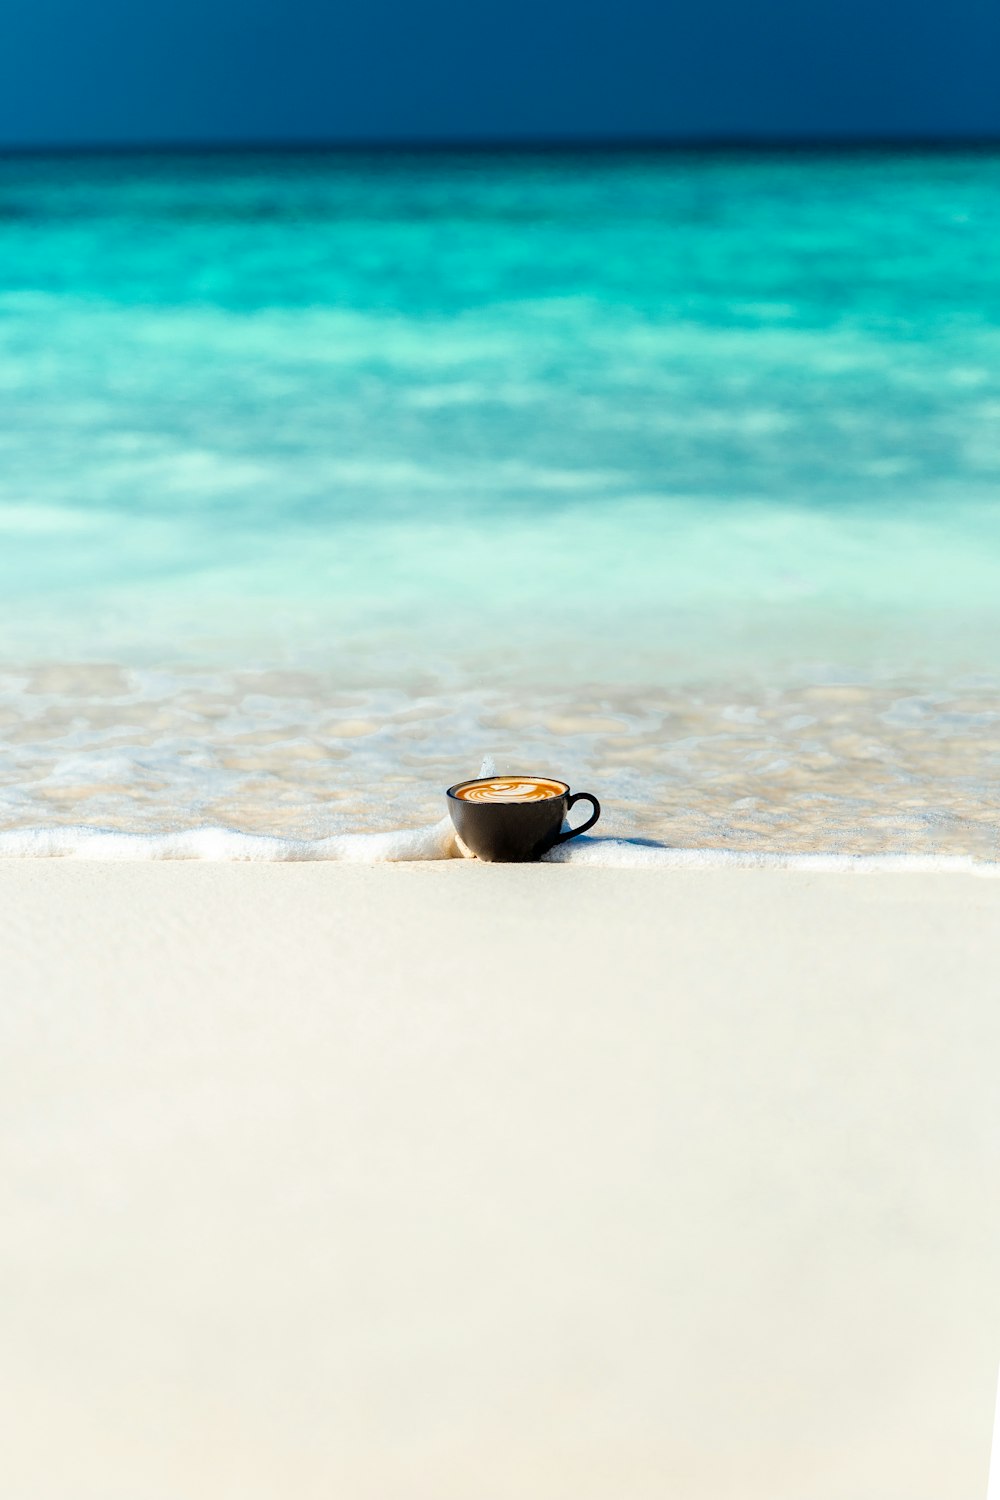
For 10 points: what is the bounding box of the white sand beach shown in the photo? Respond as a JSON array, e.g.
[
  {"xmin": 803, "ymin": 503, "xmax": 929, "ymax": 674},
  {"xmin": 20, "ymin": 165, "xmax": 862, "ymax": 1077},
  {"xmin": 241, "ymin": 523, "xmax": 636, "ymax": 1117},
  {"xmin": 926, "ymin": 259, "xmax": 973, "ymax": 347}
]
[{"xmin": 2, "ymin": 860, "xmax": 998, "ymax": 1499}]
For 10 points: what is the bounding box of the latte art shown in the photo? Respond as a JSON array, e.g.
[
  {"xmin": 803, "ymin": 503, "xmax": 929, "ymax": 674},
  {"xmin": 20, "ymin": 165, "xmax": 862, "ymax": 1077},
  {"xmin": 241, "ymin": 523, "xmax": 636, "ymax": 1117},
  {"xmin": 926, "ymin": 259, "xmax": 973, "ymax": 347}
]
[{"xmin": 454, "ymin": 777, "xmax": 564, "ymax": 803}]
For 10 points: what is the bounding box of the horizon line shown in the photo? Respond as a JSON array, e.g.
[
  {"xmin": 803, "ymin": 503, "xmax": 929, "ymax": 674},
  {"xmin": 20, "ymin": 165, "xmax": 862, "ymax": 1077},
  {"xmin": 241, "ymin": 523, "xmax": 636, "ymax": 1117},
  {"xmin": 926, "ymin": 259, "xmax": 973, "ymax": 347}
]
[{"xmin": 2, "ymin": 132, "xmax": 1000, "ymax": 159}]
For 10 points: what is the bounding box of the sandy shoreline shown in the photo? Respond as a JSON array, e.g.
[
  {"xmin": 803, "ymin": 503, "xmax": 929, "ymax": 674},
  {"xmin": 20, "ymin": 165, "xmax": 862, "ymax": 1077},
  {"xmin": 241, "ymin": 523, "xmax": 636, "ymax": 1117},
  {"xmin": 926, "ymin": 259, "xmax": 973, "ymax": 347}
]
[{"xmin": 3, "ymin": 861, "xmax": 999, "ymax": 1498}]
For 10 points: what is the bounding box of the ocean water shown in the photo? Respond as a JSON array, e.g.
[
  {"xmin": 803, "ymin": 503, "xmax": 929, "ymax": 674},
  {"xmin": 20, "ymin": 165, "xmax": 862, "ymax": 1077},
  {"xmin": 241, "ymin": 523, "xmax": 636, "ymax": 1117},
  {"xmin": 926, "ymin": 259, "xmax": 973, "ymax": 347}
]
[{"xmin": 2, "ymin": 148, "xmax": 1000, "ymax": 858}]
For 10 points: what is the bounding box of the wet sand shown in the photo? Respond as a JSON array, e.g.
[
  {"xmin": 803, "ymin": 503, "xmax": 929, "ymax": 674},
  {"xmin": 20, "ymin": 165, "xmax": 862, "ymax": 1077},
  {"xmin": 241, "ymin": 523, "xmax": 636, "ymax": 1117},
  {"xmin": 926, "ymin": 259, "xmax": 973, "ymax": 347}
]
[{"xmin": 1, "ymin": 860, "xmax": 998, "ymax": 1499}]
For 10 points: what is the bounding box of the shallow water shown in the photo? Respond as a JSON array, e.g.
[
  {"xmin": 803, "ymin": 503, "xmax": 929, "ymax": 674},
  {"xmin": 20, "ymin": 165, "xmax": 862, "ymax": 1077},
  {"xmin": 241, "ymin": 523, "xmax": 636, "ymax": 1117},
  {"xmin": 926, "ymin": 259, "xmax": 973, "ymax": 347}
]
[
  {"xmin": 2, "ymin": 664, "xmax": 999, "ymax": 856},
  {"xmin": 2, "ymin": 149, "xmax": 999, "ymax": 854}
]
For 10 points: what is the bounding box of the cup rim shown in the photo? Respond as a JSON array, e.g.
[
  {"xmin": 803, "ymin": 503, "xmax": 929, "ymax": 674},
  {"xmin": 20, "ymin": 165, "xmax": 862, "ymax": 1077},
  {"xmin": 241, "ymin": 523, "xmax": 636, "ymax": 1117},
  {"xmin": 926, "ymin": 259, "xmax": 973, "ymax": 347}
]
[{"xmin": 447, "ymin": 774, "xmax": 569, "ymax": 804}]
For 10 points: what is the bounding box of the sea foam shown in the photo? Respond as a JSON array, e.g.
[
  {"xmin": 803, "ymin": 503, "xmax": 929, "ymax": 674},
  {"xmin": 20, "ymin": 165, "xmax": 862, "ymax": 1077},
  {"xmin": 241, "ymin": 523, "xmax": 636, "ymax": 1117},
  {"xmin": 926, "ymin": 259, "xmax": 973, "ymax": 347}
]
[
  {"xmin": 0, "ymin": 820, "xmax": 998, "ymax": 874},
  {"xmin": 0, "ymin": 818, "xmax": 460, "ymax": 862}
]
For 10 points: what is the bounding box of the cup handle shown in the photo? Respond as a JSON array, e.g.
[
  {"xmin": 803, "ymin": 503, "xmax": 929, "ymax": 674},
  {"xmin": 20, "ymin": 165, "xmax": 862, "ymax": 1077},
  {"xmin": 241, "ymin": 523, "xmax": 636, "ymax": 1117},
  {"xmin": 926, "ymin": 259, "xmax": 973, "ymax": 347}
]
[{"xmin": 551, "ymin": 791, "xmax": 601, "ymax": 845}]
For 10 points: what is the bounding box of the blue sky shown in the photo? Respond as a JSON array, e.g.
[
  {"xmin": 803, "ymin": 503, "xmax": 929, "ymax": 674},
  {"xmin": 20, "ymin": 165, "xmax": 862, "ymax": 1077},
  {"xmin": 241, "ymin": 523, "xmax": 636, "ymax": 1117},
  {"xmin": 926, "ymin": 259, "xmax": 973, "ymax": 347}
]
[{"xmin": 1, "ymin": 0, "xmax": 998, "ymax": 147}]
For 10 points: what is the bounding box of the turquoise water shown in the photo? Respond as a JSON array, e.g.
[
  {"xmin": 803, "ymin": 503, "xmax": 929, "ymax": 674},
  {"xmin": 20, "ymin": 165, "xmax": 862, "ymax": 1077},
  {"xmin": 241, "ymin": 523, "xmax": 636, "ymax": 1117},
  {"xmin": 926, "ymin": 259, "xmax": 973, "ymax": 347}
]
[{"xmin": 2, "ymin": 150, "xmax": 1000, "ymax": 851}]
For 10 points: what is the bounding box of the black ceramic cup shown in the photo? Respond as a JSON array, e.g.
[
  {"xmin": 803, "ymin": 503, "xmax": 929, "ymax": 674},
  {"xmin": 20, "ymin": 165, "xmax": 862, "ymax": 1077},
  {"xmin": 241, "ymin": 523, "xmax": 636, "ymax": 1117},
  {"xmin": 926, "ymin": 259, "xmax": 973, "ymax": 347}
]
[{"xmin": 446, "ymin": 775, "xmax": 601, "ymax": 863}]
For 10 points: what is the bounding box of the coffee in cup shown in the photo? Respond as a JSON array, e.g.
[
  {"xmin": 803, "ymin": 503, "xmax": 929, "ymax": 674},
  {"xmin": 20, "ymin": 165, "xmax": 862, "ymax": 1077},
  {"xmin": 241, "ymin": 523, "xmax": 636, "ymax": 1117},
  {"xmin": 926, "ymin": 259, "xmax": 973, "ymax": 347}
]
[{"xmin": 452, "ymin": 776, "xmax": 566, "ymax": 804}]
